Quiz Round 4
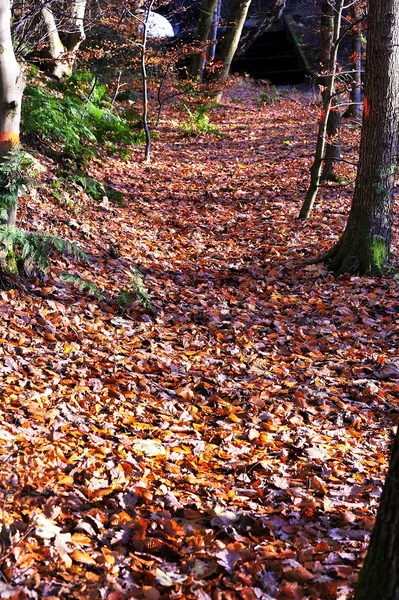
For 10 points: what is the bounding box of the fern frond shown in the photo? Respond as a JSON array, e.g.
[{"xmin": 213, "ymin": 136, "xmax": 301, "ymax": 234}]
[{"xmin": 60, "ymin": 272, "xmax": 105, "ymax": 300}]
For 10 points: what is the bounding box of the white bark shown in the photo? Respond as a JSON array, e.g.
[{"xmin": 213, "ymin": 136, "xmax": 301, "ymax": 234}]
[
  {"xmin": 62, "ymin": 0, "xmax": 87, "ymax": 52},
  {"xmin": 41, "ymin": 0, "xmax": 88, "ymax": 78},
  {"xmin": 0, "ymin": 0, "xmax": 25, "ymax": 226}
]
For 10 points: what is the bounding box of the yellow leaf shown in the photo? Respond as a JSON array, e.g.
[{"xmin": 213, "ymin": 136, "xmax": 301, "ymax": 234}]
[{"xmin": 71, "ymin": 549, "xmax": 97, "ymax": 565}]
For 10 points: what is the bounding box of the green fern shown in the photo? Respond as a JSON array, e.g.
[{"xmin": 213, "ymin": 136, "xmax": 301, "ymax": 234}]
[
  {"xmin": 0, "ymin": 226, "xmax": 87, "ymax": 275},
  {"xmin": 118, "ymin": 268, "xmax": 153, "ymax": 312},
  {"xmin": 60, "ymin": 272, "xmax": 105, "ymax": 300},
  {"xmin": 0, "ymin": 147, "xmax": 35, "ymax": 220}
]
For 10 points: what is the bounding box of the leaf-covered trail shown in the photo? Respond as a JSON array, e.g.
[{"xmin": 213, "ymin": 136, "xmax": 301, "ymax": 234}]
[{"xmin": 1, "ymin": 83, "xmax": 399, "ymax": 599}]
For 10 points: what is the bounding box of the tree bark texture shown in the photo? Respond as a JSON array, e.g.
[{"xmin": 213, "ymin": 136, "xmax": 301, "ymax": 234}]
[
  {"xmin": 189, "ymin": 0, "xmax": 219, "ymax": 81},
  {"xmin": 354, "ymin": 428, "xmax": 399, "ymax": 599},
  {"xmin": 208, "ymin": 0, "xmax": 252, "ymax": 89},
  {"xmin": 322, "ymin": 0, "xmax": 399, "ymax": 275},
  {"xmin": 0, "ymin": 0, "xmax": 25, "ymax": 227}
]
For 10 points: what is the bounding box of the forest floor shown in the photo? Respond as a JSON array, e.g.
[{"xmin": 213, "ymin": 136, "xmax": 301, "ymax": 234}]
[{"xmin": 1, "ymin": 78, "xmax": 399, "ymax": 600}]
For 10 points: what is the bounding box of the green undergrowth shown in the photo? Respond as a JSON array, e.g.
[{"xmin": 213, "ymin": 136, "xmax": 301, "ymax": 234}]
[
  {"xmin": 181, "ymin": 105, "xmax": 226, "ymax": 137},
  {"xmin": 22, "ymin": 69, "xmax": 145, "ymax": 166}
]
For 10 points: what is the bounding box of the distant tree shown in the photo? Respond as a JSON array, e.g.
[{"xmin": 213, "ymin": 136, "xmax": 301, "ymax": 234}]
[
  {"xmin": 320, "ymin": 0, "xmax": 341, "ymax": 182},
  {"xmin": 207, "ymin": 0, "xmax": 252, "ymax": 92},
  {"xmin": 321, "ymin": 0, "xmax": 399, "ymax": 275},
  {"xmin": 299, "ymin": 0, "xmax": 344, "ymax": 219},
  {"xmin": 189, "ymin": 0, "xmax": 220, "ymax": 81}
]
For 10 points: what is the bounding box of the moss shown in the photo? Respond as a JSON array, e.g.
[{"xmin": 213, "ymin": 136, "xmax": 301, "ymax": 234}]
[
  {"xmin": 5, "ymin": 249, "xmax": 18, "ymax": 275},
  {"xmin": 370, "ymin": 236, "xmax": 388, "ymax": 269}
]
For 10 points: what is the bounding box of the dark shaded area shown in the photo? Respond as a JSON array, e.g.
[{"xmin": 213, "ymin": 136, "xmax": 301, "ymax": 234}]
[{"xmin": 232, "ymin": 21, "xmax": 308, "ymax": 84}]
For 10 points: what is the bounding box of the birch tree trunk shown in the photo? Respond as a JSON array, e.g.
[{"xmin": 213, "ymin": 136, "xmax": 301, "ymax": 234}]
[
  {"xmin": 322, "ymin": 0, "xmax": 399, "ymax": 275},
  {"xmin": 0, "ymin": 0, "xmax": 25, "ymax": 227}
]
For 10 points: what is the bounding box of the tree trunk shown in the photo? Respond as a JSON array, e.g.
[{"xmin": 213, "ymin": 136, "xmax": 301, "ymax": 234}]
[
  {"xmin": 61, "ymin": 0, "xmax": 87, "ymax": 53},
  {"xmin": 208, "ymin": 0, "xmax": 252, "ymax": 94},
  {"xmin": 0, "ymin": 0, "xmax": 25, "ymax": 228},
  {"xmin": 322, "ymin": 0, "xmax": 399, "ymax": 275},
  {"xmin": 299, "ymin": 0, "xmax": 344, "ymax": 219},
  {"xmin": 320, "ymin": 0, "xmax": 341, "ymax": 181},
  {"xmin": 322, "ymin": 99, "xmax": 341, "ymax": 181},
  {"xmin": 344, "ymin": 12, "xmax": 363, "ymax": 118},
  {"xmin": 206, "ymin": 0, "xmax": 221, "ymax": 63},
  {"xmin": 41, "ymin": 0, "xmax": 87, "ymax": 79},
  {"xmin": 189, "ymin": 0, "xmax": 219, "ymax": 81},
  {"xmin": 141, "ymin": 0, "xmax": 155, "ymax": 163},
  {"xmin": 354, "ymin": 428, "xmax": 399, "ymax": 599}
]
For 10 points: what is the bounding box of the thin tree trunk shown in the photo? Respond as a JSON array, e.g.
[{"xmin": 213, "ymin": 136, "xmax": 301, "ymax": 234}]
[
  {"xmin": 0, "ymin": 0, "xmax": 25, "ymax": 228},
  {"xmin": 206, "ymin": 0, "xmax": 221, "ymax": 62},
  {"xmin": 321, "ymin": 0, "xmax": 399, "ymax": 275},
  {"xmin": 189, "ymin": 0, "xmax": 219, "ymax": 81},
  {"xmin": 299, "ymin": 0, "xmax": 344, "ymax": 219},
  {"xmin": 345, "ymin": 17, "xmax": 363, "ymax": 118},
  {"xmin": 208, "ymin": 0, "xmax": 252, "ymax": 95},
  {"xmin": 141, "ymin": 0, "xmax": 155, "ymax": 163},
  {"xmin": 320, "ymin": 0, "xmax": 341, "ymax": 181}
]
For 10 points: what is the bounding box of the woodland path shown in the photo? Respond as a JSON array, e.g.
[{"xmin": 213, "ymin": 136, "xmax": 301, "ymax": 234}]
[{"xmin": 2, "ymin": 82, "xmax": 399, "ymax": 599}]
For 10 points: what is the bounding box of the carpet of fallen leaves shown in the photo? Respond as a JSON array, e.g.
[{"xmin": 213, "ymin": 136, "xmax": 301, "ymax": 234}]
[{"xmin": 1, "ymin": 79, "xmax": 399, "ymax": 600}]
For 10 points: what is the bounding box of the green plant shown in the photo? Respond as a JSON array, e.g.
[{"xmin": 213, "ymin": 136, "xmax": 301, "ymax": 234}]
[
  {"xmin": 256, "ymin": 84, "xmax": 278, "ymax": 107},
  {"xmin": 118, "ymin": 268, "xmax": 153, "ymax": 312},
  {"xmin": 67, "ymin": 174, "xmax": 106, "ymax": 201},
  {"xmin": 0, "ymin": 226, "xmax": 87, "ymax": 275},
  {"xmin": 22, "ymin": 74, "xmax": 145, "ymax": 166},
  {"xmin": 61, "ymin": 272, "xmax": 105, "ymax": 300},
  {"xmin": 0, "ymin": 147, "xmax": 37, "ymax": 221},
  {"xmin": 181, "ymin": 105, "xmax": 223, "ymax": 136}
]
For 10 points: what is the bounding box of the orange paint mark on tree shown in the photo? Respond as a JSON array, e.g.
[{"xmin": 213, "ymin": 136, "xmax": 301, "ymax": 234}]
[
  {"xmin": 364, "ymin": 97, "xmax": 370, "ymax": 118},
  {"xmin": 0, "ymin": 132, "xmax": 19, "ymax": 145}
]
